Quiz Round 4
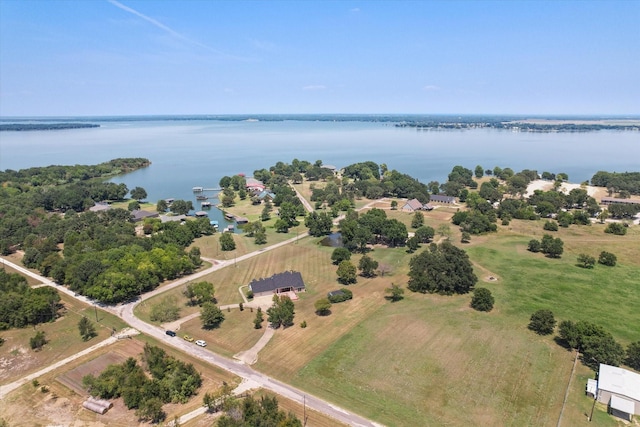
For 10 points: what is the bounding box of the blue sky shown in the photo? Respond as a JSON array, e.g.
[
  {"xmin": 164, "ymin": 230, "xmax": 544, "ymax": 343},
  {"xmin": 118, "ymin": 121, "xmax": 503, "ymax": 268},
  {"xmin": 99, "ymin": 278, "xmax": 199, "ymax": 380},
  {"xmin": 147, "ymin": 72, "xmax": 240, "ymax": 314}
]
[{"xmin": 1, "ymin": 0, "xmax": 638, "ymax": 116}]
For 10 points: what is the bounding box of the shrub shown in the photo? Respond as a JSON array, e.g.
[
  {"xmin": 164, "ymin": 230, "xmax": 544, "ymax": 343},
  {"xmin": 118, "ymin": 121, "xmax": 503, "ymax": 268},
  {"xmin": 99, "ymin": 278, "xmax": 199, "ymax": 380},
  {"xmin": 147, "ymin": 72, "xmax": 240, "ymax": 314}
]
[
  {"xmin": 543, "ymin": 221, "xmax": 558, "ymax": 231},
  {"xmin": 528, "ymin": 309, "xmax": 556, "ymax": 335},
  {"xmin": 605, "ymin": 222, "xmax": 627, "ymax": 235},
  {"xmin": 598, "ymin": 251, "xmax": 617, "ymax": 266},
  {"xmin": 577, "ymin": 254, "xmax": 596, "ymax": 269},
  {"xmin": 300, "ymin": 320, "xmax": 307, "ymax": 328},
  {"xmin": 30, "ymin": 331, "xmax": 47, "ymax": 351},
  {"xmin": 470, "ymin": 288, "xmax": 494, "ymax": 312},
  {"xmin": 527, "ymin": 239, "xmax": 541, "ymax": 252},
  {"xmin": 327, "ymin": 289, "xmax": 353, "ymax": 303}
]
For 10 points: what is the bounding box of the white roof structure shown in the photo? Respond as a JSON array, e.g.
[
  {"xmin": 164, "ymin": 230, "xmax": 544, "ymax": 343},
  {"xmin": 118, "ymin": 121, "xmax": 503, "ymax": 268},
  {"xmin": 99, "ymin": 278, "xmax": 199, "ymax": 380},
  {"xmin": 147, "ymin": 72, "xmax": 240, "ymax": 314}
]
[
  {"xmin": 586, "ymin": 379, "xmax": 598, "ymax": 396},
  {"xmin": 598, "ymin": 364, "xmax": 640, "ymax": 402},
  {"xmin": 611, "ymin": 395, "xmax": 635, "ymax": 414}
]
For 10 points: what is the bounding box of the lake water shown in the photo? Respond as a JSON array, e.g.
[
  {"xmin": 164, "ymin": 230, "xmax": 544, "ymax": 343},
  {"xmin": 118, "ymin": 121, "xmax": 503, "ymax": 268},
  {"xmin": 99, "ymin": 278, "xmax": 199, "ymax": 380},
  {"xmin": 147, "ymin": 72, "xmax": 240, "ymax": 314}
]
[{"xmin": 1, "ymin": 119, "xmax": 639, "ymax": 225}]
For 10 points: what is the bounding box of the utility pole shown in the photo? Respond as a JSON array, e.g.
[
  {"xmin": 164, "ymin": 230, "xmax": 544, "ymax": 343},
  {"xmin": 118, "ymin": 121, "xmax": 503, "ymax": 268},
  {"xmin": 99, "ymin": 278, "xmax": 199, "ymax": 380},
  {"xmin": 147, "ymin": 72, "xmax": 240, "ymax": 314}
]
[{"xmin": 94, "ymin": 304, "xmax": 99, "ymax": 322}]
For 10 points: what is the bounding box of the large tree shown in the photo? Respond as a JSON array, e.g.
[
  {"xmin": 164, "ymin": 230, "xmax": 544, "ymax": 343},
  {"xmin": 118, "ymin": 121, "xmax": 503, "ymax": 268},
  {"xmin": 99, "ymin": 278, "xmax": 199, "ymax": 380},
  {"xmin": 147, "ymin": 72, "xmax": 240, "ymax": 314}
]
[
  {"xmin": 200, "ymin": 302, "xmax": 225, "ymax": 329},
  {"xmin": 528, "ymin": 309, "xmax": 556, "ymax": 335},
  {"xmin": 407, "ymin": 241, "xmax": 477, "ymax": 294},
  {"xmin": 336, "ymin": 260, "xmax": 357, "ymax": 285},
  {"xmin": 626, "ymin": 341, "xmax": 640, "ymax": 371},
  {"xmin": 130, "ymin": 186, "xmax": 147, "ymax": 201},
  {"xmin": 219, "ymin": 233, "xmax": 236, "ymax": 251},
  {"xmin": 470, "ymin": 287, "xmax": 494, "ymax": 311},
  {"xmin": 358, "ymin": 255, "xmax": 378, "ymax": 278}
]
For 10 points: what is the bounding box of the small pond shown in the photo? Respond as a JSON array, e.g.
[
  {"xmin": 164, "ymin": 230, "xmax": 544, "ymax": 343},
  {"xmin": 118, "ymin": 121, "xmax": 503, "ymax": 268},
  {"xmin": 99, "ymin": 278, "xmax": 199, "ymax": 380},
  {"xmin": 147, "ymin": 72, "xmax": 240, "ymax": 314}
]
[{"xmin": 318, "ymin": 232, "xmax": 343, "ymax": 247}]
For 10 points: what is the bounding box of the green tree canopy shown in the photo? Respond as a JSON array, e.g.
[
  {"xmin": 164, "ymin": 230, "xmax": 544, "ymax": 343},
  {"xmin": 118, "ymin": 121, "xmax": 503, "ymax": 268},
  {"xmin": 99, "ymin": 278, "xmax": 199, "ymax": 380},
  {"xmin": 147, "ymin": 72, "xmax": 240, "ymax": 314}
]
[
  {"xmin": 470, "ymin": 287, "xmax": 494, "ymax": 312},
  {"xmin": 407, "ymin": 241, "xmax": 477, "ymax": 295},
  {"xmin": 528, "ymin": 309, "xmax": 556, "ymax": 335}
]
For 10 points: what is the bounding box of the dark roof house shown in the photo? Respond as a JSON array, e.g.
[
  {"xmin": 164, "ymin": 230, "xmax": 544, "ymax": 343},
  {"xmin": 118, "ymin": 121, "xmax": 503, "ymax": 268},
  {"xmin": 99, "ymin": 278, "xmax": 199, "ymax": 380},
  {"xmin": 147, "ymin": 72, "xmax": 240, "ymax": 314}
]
[{"xmin": 249, "ymin": 271, "xmax": 305, "ymax": 297}]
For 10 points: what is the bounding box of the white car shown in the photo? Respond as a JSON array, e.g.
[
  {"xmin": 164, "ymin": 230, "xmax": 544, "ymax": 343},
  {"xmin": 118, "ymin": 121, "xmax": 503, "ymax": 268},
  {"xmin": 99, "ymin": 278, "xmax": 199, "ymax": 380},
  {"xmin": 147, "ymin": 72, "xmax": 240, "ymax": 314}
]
[{"xmin": 195, "ymin": 340, "xmax": 207, "ymax": 347}]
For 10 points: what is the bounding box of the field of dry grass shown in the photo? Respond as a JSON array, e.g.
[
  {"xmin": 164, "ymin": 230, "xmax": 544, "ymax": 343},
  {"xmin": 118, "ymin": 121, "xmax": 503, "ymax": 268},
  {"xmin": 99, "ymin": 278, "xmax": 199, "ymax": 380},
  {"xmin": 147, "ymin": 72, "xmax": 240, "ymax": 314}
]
[
  {"xmin": 0, "ymin": 292, "xmax": 127, "ymax": 385},
  {"xmin": 0, "ymin": 334, "xmax": 238, "ymax": 427}
]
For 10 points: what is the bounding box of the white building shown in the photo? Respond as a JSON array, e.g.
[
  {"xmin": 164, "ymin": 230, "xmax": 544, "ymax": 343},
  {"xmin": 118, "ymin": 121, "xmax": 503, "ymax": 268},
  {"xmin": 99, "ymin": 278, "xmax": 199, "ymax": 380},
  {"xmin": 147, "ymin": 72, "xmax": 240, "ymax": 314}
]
[{"xmin": 595, "ymin": 364, "xmax": 640, "ymax": 421}]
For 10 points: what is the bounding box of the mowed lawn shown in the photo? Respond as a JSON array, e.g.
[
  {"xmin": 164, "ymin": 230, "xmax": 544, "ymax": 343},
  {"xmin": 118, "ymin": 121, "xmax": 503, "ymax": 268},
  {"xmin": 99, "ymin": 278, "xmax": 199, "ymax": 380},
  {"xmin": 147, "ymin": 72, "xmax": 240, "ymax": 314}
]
[{"xmin": 245, "ymin": 219, "xmax": 639, "ymax": 426}]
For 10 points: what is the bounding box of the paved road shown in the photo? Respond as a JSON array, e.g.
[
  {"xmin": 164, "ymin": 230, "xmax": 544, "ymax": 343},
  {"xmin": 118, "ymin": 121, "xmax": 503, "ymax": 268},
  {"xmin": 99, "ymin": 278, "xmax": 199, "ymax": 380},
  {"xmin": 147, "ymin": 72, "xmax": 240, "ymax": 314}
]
[{"xmin": 1, "ymin": 250, "xmax": 381, "ymax": 427}]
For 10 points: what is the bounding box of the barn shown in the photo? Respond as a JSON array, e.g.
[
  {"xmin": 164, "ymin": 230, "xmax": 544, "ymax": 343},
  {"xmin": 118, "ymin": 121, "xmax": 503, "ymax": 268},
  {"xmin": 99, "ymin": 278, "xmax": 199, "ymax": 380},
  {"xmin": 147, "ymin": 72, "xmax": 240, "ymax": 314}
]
[{"xmin": 595, "ymin": 364, "xmax": 640, "ymax": 421}]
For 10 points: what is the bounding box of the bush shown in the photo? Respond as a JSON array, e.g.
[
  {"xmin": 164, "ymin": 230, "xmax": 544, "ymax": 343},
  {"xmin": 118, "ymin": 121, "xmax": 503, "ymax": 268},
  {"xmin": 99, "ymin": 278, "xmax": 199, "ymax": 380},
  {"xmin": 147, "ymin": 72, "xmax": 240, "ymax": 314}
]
[
  {"xmin": 327, "ymin": 289, "xmax": 353, "ymax": 303},
  {"xmin": 470, "ymin": 288, "xmax": 494, "ymax": 312},
  {"xmin": 30, "ymin": 331, "xmax": 47, "ymax": 351},
  {"xmin": 543, "ymin": 221, "xmax": 558, "ymax": 231},
  {"xmin": 577, "ymin": 254, "xmax": 596, "ymax": 269},
  {"xmin": 626, "ymin": 341, "xmax": 640, "ymax": 371},
  {"xmin": 528, "ymin": 309, "xmax": 556, "ymax": 335},
  {"xmin": 527, "ymin": 239, "xmax": 541, "ymax": 252},
  {"xmin": 605, "ymin": 222, "xmax": 627, "ymax": 235},
  {"xmin": 598, "ymin": 251, "xmax": 617, "ymax": 266},
  {"xmin": 300, "ymin": 320, "xmax": 307, "ymax": 328}
]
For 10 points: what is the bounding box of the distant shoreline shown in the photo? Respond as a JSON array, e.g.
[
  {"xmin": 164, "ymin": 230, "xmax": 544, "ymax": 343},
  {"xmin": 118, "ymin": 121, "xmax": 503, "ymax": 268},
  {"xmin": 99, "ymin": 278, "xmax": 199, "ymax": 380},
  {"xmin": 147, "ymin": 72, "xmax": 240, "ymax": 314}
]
[
  {"xmin": 2, "ymin": 115, "xmax": 638, "ymax": 132},
  {"xmin": 0, "ymin": 123, "xmax": 100, "ymax": 132}
]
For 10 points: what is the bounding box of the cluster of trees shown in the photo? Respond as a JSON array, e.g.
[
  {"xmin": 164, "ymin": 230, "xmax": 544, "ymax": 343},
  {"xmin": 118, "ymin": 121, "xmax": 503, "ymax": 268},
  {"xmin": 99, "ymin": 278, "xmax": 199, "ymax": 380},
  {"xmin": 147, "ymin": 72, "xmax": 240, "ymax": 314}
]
[
  {"xmin": 605, "ymin": 222, "xmax": 628, "ymax": 235},
  {"xmin": 591, "ymin": 171, "xmax": 640, "ymax": 196},
  {"xmin": 339, "ymin": 208, "xmax": 408, "ymax": 251},
  {"xmin": 83, "ymin": 344, "xmax": 202, "ymax": 423},
  {"xmin": 576, "ymin": 251, "xmax": 617, "ymax": 269},
  {"xmin": 528, "ymin": 311, "xmax": 639, "ymax": 371},
  {"xmin": 452, "ymin": 195, "xmax": 497, "ymax": 234},
  {"xmin": 183, "ymin": 281, "xmax": 216, "ymax": 306},
  {"xmin": 407, "ymin": 241, "xmax": 477, "ymax": 294},
  {"xmin": 528, "ymin": 234, "xmax": 564, "ymax": 258},
  {"xmin": 0, "ymin": 270, "xmax": 61, "ymax": 329},
  {"xmin": 266, "ymin": 295, "xmax": 295, "ymax": 328},
  {"xmin": 558, "ymin": 320, "xmax": 626, "ymax": 370},
  {"xmin": 244, "ymin": 221, "xmax": 268, "ymax": 244},
  {"xmin": 217, "ymin": 395, "xmax": 302, "ymax": 427},
  {"xmin": 604, "ymin": 203, "xmax": 640, "ymax": 220},
  {"xmin": 304, "ymin": 211, "xmax": 334, "ymax": 236},
  {"xmin": 0, "ymin": 159, "xmax": 216, "ymax": 303}
]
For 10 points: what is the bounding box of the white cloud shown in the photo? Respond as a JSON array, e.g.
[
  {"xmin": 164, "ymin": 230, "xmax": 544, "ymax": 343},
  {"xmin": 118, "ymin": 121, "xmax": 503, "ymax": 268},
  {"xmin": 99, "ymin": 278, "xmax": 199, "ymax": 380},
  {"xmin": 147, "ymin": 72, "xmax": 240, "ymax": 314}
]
[
  {"xmin": 350, "ymin": 8, "xmax": 361, "ymax": 13},
  {"xmin": 303, "ymin": 85, "xmax": 327, "ymax": 91},
  {"xmin": 249, "ymin": 38, "xmax": 277, "ymax": 52},
  {"xmin": 423, "ymin": 85, "xmax": 441, "ymax": 91}
]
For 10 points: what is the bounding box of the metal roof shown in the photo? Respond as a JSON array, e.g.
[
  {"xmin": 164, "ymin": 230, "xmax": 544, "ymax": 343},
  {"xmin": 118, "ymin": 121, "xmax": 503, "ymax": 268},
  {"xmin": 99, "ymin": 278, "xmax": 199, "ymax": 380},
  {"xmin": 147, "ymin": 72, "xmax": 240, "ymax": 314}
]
[
  {"xmin": 598, "ymin": 364, "xmax": 640, "ymax": 402},
  {"xmin": 249, "ymin": 271, "xmax": 305, "ymax": 294}
]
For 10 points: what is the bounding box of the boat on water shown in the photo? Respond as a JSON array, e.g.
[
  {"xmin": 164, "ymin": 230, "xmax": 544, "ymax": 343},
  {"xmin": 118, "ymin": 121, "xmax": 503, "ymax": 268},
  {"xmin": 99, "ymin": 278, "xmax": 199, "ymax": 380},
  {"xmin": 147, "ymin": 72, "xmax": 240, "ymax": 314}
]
[{"xmin": 196, "ymin": 195, "xmax": 207, "ymax": 200}]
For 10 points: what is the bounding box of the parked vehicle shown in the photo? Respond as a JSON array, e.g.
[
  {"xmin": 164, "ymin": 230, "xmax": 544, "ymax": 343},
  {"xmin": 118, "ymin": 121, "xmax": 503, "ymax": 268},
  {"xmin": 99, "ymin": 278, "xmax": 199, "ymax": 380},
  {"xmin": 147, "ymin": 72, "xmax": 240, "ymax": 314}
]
[
  {"xmin": 183, "ymin": 335, "xmax": 194, "ymax": 342},
  {"xmin": 195, "ymin": 339, "xmax": 207, "ymax": 347},
  {"xmin": 165, "ymin": 330, "xmax": 176, "ymax": 337}
]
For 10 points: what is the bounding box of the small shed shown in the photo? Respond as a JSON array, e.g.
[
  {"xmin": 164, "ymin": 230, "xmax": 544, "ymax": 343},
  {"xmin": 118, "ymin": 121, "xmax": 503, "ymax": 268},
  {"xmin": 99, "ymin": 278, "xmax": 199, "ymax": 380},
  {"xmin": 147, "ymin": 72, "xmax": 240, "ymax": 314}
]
[
  {"xmin": 610, "ymin": 395, "xmax": 635, "ymax": 421},
  {"xmin": 195, "ymin": 211, "xmax": 208, "ymax": 217},
  {"xmin": 586, "ymin": 379, "xmax": 598, "ymax": 398}
]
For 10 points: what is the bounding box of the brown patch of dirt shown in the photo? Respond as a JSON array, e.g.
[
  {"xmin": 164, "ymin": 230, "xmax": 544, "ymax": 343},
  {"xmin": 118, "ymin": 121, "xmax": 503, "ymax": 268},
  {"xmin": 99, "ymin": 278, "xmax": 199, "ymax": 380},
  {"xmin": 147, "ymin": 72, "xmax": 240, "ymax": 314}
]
[{"xmin": 0, "ymin": 345, "xmax": 38, "ymax": 382}]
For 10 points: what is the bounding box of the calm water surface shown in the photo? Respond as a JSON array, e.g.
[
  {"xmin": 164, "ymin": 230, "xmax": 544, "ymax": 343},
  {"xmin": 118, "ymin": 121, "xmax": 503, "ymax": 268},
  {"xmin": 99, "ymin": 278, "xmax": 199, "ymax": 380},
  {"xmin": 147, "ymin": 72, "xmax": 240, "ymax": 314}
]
[{"xmin": 1, "ymin": 120, "xmax": 639, "ymax": 224}]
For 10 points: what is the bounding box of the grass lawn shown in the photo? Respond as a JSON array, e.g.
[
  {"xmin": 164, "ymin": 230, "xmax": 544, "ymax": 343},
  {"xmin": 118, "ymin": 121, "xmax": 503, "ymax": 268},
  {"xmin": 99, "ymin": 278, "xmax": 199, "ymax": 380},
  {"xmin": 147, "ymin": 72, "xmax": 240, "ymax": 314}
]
[
  {"xmin": 0, "ymin": 292, "xmax": 128, "ymax": 384},
  {"xmin": 177, "ymin": 308, "xmax": 265, "ymax": 358}
]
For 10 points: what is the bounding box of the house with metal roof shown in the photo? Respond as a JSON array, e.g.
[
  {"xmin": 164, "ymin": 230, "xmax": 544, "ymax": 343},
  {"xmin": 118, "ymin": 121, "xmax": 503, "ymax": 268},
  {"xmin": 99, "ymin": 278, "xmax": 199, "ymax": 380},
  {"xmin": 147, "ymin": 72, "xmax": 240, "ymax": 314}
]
[
  {"xmin": 402, "ymin": 198, "xmax": 424, "ymax": 212},
  {"xmin": 429, "ymin": 194, "xmax": 456, "ymax": 204},
  {"xmin": 595, "ymin": 364, "xmax": 640, "ymax": 421},
  {"xmin": 249, "ymin": 271, "xmax": 306, "ymax": 297}
]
